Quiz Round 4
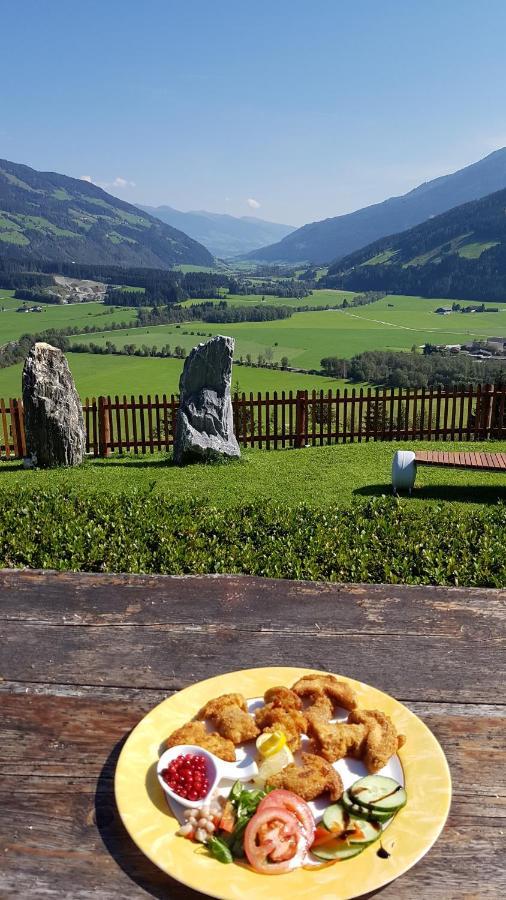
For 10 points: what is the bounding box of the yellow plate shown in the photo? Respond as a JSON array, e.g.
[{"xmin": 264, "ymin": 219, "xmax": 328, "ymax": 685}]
[{"xmin": 114, "ymin": 667, "xmax": 451, "ymax": 899}]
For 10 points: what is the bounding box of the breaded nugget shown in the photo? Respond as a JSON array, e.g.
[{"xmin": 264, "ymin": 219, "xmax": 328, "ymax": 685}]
[
  {"xmin": 164, "ymin": 721, "xmax": 236, "ymax": 762},
  {"xmin": 209, "ymin": 705, "xmax": 259, "ymax": 745},
  {"xmin": 347, "ymin": 709, "xmax": 405, "ymax": 773},
  {"xmin": 197, "ymin": 693, "xmax": 248, "ymax": 719},
  {"xmin": 255, "ymin": 705, "xmax": 307, "ymax": 733},
  {"xmin": 266, "ymin": 752, "xmax": 343, "ymax": 802},
  {"xmin": 305, "ymin": 693, "xmax": 334, "ymax": 721},
  {"xmin": 263, "ymin": 686, "xmax": 302, "ymax": 711},
  {"xmin": 255, "ymin": 706, "xmax": 308, "ymax": 751},
  {"xmin": 197, "ymin": 693, "xmax": 258, "ymax": 745},
  {"xmin": 306, "ymin": 714, "xmax": 367, "ymax": 763},
  {"xmin": 292, "ymin": 674, "xmax": 358, "ymax": 711}
]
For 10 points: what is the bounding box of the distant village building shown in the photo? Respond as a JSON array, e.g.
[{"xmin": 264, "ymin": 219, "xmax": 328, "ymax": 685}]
[{"xmin": 435, "ymin": 306, "xmax": 452, "ymax": 315}]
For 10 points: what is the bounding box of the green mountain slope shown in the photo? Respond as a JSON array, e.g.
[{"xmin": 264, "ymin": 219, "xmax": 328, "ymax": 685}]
[
  {"xmin": 0, "ymin": 159, "xmax": 214, "ymax": 268},
  {"xmin": 245, "ymin": 148, "xmax": 506, "ymax": 264},
  {"xmin": 326, "ymin": 187, "xmax": 506, "ymax": 301},
  {"xmin": 139, "ymin": 205, "xmax": 295, "ymax": 257}
]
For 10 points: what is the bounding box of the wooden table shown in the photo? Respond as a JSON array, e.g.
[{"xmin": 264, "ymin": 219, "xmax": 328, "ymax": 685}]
[{"xmin": 1, "ymin": 569, "xmax": 505, "ymax": 898}]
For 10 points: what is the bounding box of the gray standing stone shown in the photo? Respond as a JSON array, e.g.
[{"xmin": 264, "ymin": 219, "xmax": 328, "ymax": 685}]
[
  {"xmin": 22, "ymin": 342, "xmax": 86, "ymax": 468},
  {"xmin": 174, "ymin": 335, "xmax": 240, "ymax": 464}
]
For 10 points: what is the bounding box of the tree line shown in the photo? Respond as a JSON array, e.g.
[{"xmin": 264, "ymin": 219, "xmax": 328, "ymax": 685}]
[{"xmin": 320, "ymin": 349, "xmax": 506, "ymax": 387}]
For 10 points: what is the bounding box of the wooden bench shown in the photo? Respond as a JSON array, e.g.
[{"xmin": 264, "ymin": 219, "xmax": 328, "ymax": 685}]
[
  {"xmin": 392, "ymin": 448, "xmax": 506, "ymax": 491},
  {"xmin": 415, "ymin": 450, "xmax": 506, "ymax": 470}
]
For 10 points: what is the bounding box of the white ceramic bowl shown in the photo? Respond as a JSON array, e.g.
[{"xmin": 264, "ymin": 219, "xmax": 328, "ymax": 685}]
[{"xmin": 157, "ymin": 744, "xmax": 258, "ymax": 809}]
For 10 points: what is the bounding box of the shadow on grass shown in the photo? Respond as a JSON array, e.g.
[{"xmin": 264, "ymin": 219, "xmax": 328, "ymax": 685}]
[
  {"xmin": 90, "ymin": 455, "xmax": 244, "ymax": 470},
  {"xmin": 95, "ymin": 737, "xmax": 203, "ymax": 899},
  {"xmin": 354, "ymin": 484, "xmax": 506, "ymax": 504}
]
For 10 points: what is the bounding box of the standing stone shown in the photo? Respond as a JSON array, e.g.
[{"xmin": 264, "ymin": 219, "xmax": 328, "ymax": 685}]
[
  {"xmin": 173, "ymin": 335, "xmax": 240, "ymax": 464},
  {"xmin": 22, "ymin": 342, "xmax": 86, "ymax": 468}
]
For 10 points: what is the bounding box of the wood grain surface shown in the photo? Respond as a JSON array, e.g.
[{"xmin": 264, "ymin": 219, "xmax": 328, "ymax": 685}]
[{"xmin": 1, "ymin": 569, "xmax": 505, "ymax": 898}]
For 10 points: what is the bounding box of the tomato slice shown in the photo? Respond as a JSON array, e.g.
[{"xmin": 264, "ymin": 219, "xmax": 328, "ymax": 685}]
[
  {"xmin": 258, "ymin": 790, "xmax": 315, "ymax": 844},
  {"xmin": 244, "ymin": 807, "xmax": 308, "ymax": 875}
]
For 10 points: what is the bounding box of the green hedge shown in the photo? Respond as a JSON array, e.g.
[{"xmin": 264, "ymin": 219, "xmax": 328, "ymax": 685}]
[{"xmin": 1, "ymin": 489, "xmax": 505, "ymax": 586}]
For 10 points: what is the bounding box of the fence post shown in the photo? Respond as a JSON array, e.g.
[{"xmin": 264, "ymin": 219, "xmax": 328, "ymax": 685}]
[
  {"xmin": 12, "ymin": 398, "xmax": 25, "ymax": 459},
  {"xmin": 295, "ymin": 390, "xmax": 307, "ymax": 448},
  {"xmin": 481, "ymin": 383, "xmax": 494, "ymax": 439},
  {"xmin": 98, "ymin": 395, "xmax": 111, "ymax": 458}
]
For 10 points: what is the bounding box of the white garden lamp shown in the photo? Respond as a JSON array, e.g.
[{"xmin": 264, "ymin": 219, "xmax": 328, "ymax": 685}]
[{"xmin": 392, "ymin": 450, "xmax": 417, "ymax": 493}]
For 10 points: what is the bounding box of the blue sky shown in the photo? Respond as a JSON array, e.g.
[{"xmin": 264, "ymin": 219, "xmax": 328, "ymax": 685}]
[{"xmin": 2, "ymin": 0, "xmax": 506, "ymax": 225}]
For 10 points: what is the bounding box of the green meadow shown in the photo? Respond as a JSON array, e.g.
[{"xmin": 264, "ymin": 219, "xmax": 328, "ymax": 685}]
[
  {"xmin": 0, "ymin": 352, "xmax": 347, "ymax": 400},
  {"xmin": 181, "ymin": 288, "xmax": 357, "ymax": 310},
  {"xmin": 71, "ymin": 294, "xmax": 506, "ymax": 369},
  {"xmin": 0, "ymin": 293, "xmax": 137, "ymax": 343}
]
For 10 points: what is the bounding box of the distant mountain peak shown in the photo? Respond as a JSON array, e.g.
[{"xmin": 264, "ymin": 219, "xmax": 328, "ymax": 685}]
[{"xmin": 138, "ymin": 204, "xmax": 295, "ymax": 257}]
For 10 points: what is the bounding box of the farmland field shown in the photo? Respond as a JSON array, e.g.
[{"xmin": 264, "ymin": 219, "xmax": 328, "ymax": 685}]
[
  {"xmin": 0, "ymin": 352, "xmax": 348, "ymax": 400},
  {"xmin": 181, "ymin": 289, "xmax": 357, "ymax": 309},
  {"xmin": 0, "ymin": 293, "xmax": 137, "ymax": 344},
  {"xmin": 71, "ymin": 294, "xmax": 506, "ymax": 369},
  {"xmin": 2, "ymin": 290, "xmax": 505, "ymax": 398}
]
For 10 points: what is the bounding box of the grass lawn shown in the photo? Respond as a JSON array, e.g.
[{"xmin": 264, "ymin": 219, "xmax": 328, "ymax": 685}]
[
  {"xmin": 1, "ymin": 440, "xmax": 504, "ymax": 510},
  {"xmin": 0, "ymin": 352, "xmax": 347, "ymax": 400}
]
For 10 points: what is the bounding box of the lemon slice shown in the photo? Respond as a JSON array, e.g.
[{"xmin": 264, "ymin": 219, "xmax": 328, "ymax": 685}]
[
  {"xmin": 256, "ymin": 730, "xmax": 287, "ymax": 758},
  {"xmin": 254, "ymin": 743, "xmax": 294, "ymax": 786}
]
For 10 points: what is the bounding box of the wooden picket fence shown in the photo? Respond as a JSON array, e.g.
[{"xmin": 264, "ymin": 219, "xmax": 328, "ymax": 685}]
[{"xmin": 1, "ymin": 383, "xmax": 505, "ymax": 460}]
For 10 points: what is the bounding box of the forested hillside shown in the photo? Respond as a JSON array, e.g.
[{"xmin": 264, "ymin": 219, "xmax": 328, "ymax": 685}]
[
  {"xmin": 245, "ymin": 148, "xmax": 506, "ymax": 264},
  {"xmin": 0, "ymin": 159, "xmax": 213, "ymax": 268},
  {"xmin": 326, "ymin": 187, "xmax": 506, "ymax": 301}
]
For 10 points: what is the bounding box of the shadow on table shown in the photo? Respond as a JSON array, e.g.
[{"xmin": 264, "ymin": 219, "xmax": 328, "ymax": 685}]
[
  {"xmin": 95, "ymin": 737, "xmax": 205, "ymax": 899},
  {"xmin": 354, "ymin": 484, "xmax": 506, "ymax": 504}
]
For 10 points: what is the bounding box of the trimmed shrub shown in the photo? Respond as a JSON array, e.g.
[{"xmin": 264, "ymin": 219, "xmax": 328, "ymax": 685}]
[{"xmin": 0, "ymin": 490, "xmax": 504, "ymax": 586}]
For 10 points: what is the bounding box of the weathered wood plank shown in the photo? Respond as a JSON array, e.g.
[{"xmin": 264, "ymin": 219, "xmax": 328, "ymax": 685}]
[
  {"xmin": 0, "ymin": 785, "xmax": 504, "ymax": 898},
  {"xmin": 1, "ymin": 571, "xmax": 504, "ymax": 636},
  {"xmin": 0, "ymin": 621, "xmax": 503, "ymax": 702},
  {"xmin": 1, "ymin": 692, "xmax": 504, "ymax": 803}
]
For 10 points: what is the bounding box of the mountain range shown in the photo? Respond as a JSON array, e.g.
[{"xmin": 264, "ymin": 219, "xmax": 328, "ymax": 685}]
[
  {"xmin": 326, "ymin": 186, "xmax": 506, "ymax": 301},
  {"xmin": 0, "ymin": 159, "xmax": 213, "ymax": 268},
  {"xmin": 138, "ymin": 205, "xmax": 295, "ymax": 258},
  {"xmin": 245, "ymin": 148, "xmax": 506, "ymax": 265}
]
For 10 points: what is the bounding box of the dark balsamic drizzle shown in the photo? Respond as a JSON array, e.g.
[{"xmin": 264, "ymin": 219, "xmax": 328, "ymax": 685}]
[{"xmin": 377, "ymin": 843, "xmax": 391, "ymax": 859}]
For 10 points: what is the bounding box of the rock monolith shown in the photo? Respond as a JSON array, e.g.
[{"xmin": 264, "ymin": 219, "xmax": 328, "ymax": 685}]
[
  {"xmin": 22, "ymin": 342, "xmax": 86, "ymax": 467},
  {"xmin": 173, "ymin": 335, "xmax": 240, "ymax": 464}
]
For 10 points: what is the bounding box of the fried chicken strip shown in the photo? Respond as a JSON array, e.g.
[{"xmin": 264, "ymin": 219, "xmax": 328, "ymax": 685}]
[
  {"xmin": 292, "ymin": 674, "xmax": 358, "ymax": 712},
  {"xmin": 164, "ymin": 721, "xmax": 236, "ymax": 762},
  {"xmin": 254, "ymin": 705, "xmax": 308, "ymax": 751},
  {"xmin": 266, "ymin": 752, "xmax": 343, "ymax": 802},
  {"xmin": 197, "ymin": 693, "xmax": 248, "ymax": 718},
  {"xmin": 197, "ymin": 692, "xmax": 258, "ymax": 745},
  {"xmin": 263, "ymin": 686, "xmax": 302, "ymax": 711},
  {"xmin": 306, "ymin": 713, "xmax": 367, "ymax": 763},
  {"xmin": 347, "ymin": 709, "xmax": 406, "ymax": 773}
]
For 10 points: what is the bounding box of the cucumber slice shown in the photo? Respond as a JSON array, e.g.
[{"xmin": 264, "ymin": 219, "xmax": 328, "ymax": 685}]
[
  {"xmin": 322, "ymin": 803, "xmax": 348, "ymax": 834},
  {"xmin": 341, "ymin": 791, "xmax": 393, "ymax": 823},
  {"xmin": 350, "ymin": 775, "xmax": 407, "ymax": 812},
  {"xmin": 346, "ymin": 816, "xmax": 382, "ymax": 846},
  {"xmin": 312, "ymin": 842, "xmax": 365, "ymax": 861}
]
